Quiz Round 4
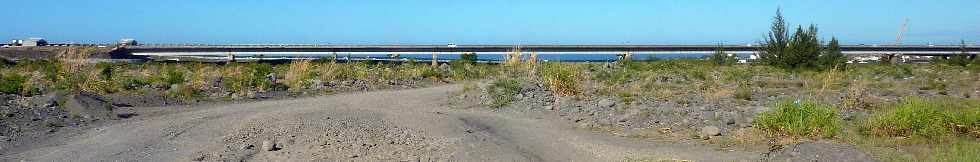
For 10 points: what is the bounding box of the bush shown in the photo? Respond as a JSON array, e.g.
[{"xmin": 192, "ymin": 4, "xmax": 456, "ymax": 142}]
[
  {"xmin": 0, "ymin": 74, "xmax": 28, "ymax": 94},
  {"xmin": 708, "ymin": 44, "xmax": 738, "ymax": 65},
  {"xmin": 284, "ymin": 60, "xmax": 313, "ymax": 91},
  {"xmin": 456, "ymin": 52, "xmax": 478, "ymax": 64},
  {"xmin": 164, "ymin": 66, "xmax": 186, "ymax": 86},
  {"xmin": 486, "ymin": 78, "xmax": 521, "ymax": 108},
  {"xmin": 734, "ymin": 85, "xmax": 752, "ymax": 101},
  {"xmin": 866, "ymin": 97, "xmax": 980, "ymax": 138},
  {"xmin": 754, "ymin": 99, "xmax": 840, "ymax": 137},
  {"xmin": 538, "ymin": 63, "xmax": 582, "ymax": 96}
]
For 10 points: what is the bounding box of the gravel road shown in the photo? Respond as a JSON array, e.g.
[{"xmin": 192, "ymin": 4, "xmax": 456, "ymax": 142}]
[{"xmin": 4, "ymin": 85, "xmax": 761, "ymax": 161}]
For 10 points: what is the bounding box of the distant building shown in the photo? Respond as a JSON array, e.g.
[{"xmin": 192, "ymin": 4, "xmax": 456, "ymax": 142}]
[
  {"xmin": 22, "ymin": 38, "xmax": 47, "ymax": 47},
  {"xmin": 118, "ymin": 39, "xmax": 138, "ymax": 46}
]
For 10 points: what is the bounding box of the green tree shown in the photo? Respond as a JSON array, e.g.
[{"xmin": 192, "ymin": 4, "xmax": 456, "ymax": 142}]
[
  {"xmin": 784, "ymin": 25, "xmax": 823, "ymax": 69},
  {"xmin": 759, "ymin": 8, "xmax": 789, "ymax": 68},
  {"xmin": 759, "ymin": 8, "xmax": 839, "ymax": 71},
  {"xmin": 819, "ymin": 37, "xmax": 846, "ymax": 69},
  {"xmin": 709, "ymin": 43, "xmax": 737, "ymax": 65},
  {"xmin": 944, "ymin": 40, "xmax": 971, "ymax": 67},
  {"xmin": 456, "ymin": 52, "xmax": 478, "ymax": 64}
]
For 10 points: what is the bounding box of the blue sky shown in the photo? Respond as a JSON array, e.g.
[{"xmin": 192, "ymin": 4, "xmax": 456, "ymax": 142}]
[{"xmin": 2, "ymin": 0, "xmax": 978, "ymax": 45}]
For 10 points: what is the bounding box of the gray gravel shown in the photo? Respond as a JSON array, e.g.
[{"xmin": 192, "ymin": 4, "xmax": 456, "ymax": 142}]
[{"xmin": 3, "ymin": 85, "xmax": 762, "ymax": 162}]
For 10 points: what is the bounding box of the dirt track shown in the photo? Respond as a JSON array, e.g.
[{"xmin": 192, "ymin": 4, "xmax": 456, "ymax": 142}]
[{"xmin": 4, "ymin": 85, "xmax": 761, "ymax": 161}]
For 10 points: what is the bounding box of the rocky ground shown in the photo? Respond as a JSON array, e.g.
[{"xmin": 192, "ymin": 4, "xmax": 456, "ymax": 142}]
[
  {"xmin": 449, "ymin": 81, "xmax": 881, "ymax": 161},
  {"xmin": 0, "ymin": 77, "xmax": 442, "ymax": 154},
  {"xmin": 1, "ymin": 84, "xmax": 767, "ymax": 162}
]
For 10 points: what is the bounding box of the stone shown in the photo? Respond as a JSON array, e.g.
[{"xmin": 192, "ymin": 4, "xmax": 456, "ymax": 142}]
[
  {"xmin": 597, "ymin": 99, "xmax": 616, "ymax": 108},
  {"xmin": 699, "ymin": 126, "xmax": 721, "ymax": 139},
  {"xmin": 261, "ymin": 140, "xmax": 277, "ymax": 151}
]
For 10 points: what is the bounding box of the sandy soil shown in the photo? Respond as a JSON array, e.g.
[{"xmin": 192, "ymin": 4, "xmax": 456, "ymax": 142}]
[{"xmin": 2, "ymin": 85, "xmax": 762, "ymax": 161}]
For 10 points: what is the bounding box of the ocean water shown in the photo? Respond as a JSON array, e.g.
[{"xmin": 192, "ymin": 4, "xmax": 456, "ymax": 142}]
[{"xmin": 256, "ymin": 53, "xmax": 716, "ymax": 62}]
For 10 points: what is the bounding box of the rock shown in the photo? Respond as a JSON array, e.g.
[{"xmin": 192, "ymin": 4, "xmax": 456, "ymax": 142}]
[
  {"xmin": 438, "ymin": 64, "xmax": 451, "ymax": 71},
  {"xmin": 241, "ymin": 143, "xmax": 254, "ymax": 150},
  {"xmin": 577, "ymin": 122, "xmax": 594, "ymax": 129},
  {"xmin": 261, "ymin": 140, "xmax": 277, "ymax": 151},
  {"xmin": 597, "ymin": 99, "xmax": 616, "ymax": 108},
  {"xmin": 29, "ymin": 92, "xmax": 64, "ymax": 108},
  {"xmin": 63, "ymin": 92, "xmax": 114, "ymax": 119},
  {"xmin": 699, "ymin": 126, "xmax": 721, "ymax": 139}
]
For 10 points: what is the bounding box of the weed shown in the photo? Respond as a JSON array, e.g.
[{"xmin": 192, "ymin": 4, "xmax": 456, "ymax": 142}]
[
  {"xmin": 734, "ymin": 84, "xmax": 752, "ymax": 101},
  {"xmin": 754, "ymin": 99, "xmax": 840, "ymax": 138},
  {"xmin": 539, "ymin": 63, "xmax": 582, "ymax": 97},
  {"xmin": 0, "ymin": 74, "xmax": 28, "ymax": 94},
  {"xmin": 486, "ymin": 78, "xmax": 521, "ymax": 108},
  {"xmin": 284, "ymin": 60, "xmax": 314, "ymax": 91}
]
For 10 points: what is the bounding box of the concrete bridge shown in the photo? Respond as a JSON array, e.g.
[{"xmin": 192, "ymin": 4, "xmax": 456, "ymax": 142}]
[{"xmin": 115, "ymin": 45, "xmax": 979, "ymax": 61}]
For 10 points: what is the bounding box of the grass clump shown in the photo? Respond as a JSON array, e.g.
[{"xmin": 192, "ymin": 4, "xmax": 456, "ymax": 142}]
[
  {"xmin": 486, "ymin": 78, "xmax": 521, "ymax": 108},
  {"xmin": 284, "ymin": 60, "xmax": 314, "ymax": 91},
  {"xmin": 865, "ymin": 97, "xmax": 980, "ymax": 138},
  {"xmin": 0, "ymin": 74, "xmax": 28, "ymax": 94},
  {"xmin": 487, "ymin": 79, "xmax": 521, "ymax": 108},
  {"xmin": 539, "ymin": 63, "xmax": 582, "ymax": 97},
  {"xmin": 754, "ymin": 99, "xmax": 841, "ymax": 138}
]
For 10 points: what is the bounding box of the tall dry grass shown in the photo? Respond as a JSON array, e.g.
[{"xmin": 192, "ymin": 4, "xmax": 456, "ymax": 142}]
[
  {"xmin": 284, "ymin": 60, "xmax": 313, "ymax": 91},
  {"xmin": 505, "ymin": 46, "xmax": 522, "ymax": 65}
]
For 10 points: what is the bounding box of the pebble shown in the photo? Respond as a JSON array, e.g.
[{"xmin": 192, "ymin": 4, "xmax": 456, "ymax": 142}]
[
  {"xmin": 597, "ymin": 99, "xmax": 616, "ymax": 108},
  {"xmin": 262, "ymin": 140, "xmax": 277, "ymax": 151}
]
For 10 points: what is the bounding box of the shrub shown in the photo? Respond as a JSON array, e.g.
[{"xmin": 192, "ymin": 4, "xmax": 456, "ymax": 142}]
[
  {"xmin": 708, "ymin": 44, "xmax": 738, "ymax": 65},
  {"xmin": 418, "ymin": 65, "xmax": 445, "ymax": 80},
  {"xmin": 450, "ymin": 63, "xmax": 491, "ymax": 81},
  {"xmin": 163, "ymin": 66, "xmax": 186, "ymax": 86},
  {"xmin": 0, "ymin": 74, "xmax": 28, "ymax": 94},
  {"xmin": 864, "ymin": 97, "xmax": 980, "ymax": 138},
  {"xmin": 734, "ymin": 85, "xmax": 752, "ymax": 101},
  {"xmin": 486, "ymin": 78, "xmax": 521, "ymax": 108},
  {"xmin": 457, "ymin": 52, "xmax": 478, "ymax": 64},
  {"xmin": 539, "ymin": 63, "xmax": 582, "ymax": 96},
  {"xmin": 754, "ymin": 99, "xmax": 840, "ymax": 137},
  {"xmin": 284, "ymin": 60, "xmax": 313, "ymax": 91}
]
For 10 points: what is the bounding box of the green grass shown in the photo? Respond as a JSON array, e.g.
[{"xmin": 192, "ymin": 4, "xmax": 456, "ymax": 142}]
[
  {"xmin": 927, "ymin": 139, "xmax": 980, "ymax": 162},
  {"xmin": 865, "ymin": 97, "xmax": 980, "ymax": 139},
  {"xmin": 0, "ymin": 73, "xmax": 28, "ymax": 94},
  {"xmin": 754, "ymin": 99, "xmax": 841, "ymax": 138},
  {"xmin": 486, "ymin": 78, "xmax": 521, "ymax": 108},
  {"xmin": 538, "ymin": 62, "xmax": 582, "ymax": 96}
]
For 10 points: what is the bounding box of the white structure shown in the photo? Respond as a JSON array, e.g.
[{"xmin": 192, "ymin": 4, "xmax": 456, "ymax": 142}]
[
  {"xmin": 22, "ymin": 38, "xmax": 47, "ymax": 47},
  {"xmin": 118, "ymin": 38, "xmax": 138, "ymax": 46}
]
